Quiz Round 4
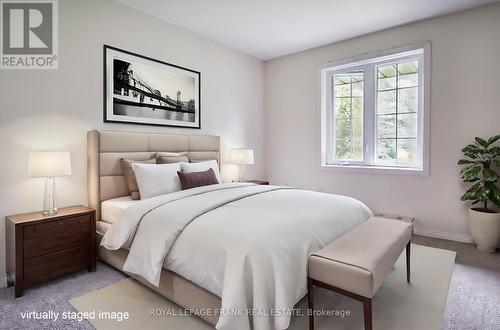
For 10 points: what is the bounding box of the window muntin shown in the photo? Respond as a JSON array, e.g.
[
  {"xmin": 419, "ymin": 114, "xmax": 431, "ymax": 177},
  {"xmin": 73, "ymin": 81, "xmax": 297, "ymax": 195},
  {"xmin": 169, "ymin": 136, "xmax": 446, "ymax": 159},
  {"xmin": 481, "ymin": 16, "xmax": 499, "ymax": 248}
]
[
  {"xmin": 321, "ymin": 44, "xmax": 428, "ymax": 173},
  {"xmin": 376, "ymin": 61, "xmax": 419, "ymax": 165},
  {"xmin": 333, "ymin": 71, "xmax": 364, "ymax": 161}
]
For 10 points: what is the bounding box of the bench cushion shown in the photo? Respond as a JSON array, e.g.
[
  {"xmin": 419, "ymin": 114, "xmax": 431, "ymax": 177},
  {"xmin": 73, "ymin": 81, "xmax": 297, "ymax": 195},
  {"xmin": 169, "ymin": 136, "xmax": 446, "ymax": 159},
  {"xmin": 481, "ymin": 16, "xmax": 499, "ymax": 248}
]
[{"xmin": 309, "ymin": 217, "xmax": 412, "ymax": 298}]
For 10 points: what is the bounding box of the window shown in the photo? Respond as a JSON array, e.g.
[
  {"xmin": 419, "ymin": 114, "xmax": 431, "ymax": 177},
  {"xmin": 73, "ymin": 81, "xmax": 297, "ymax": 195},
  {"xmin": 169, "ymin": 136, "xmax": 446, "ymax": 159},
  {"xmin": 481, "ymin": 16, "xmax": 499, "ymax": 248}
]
[
  {"xmin": 320, "ymin": 43, "xmax": 430, "ymax": 174},
  {"xmin": 333, "ymin": 71, "xmax": 364, "ymax": 161}
]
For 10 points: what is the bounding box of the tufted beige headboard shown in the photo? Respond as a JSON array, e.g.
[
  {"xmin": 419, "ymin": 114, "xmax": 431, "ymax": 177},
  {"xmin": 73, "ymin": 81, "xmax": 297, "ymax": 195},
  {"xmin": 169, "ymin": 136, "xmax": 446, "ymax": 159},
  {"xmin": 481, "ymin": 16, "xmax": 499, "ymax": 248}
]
[{"xmin": 87, "ymin": 130, "xmax": 220, "ymax": 221}]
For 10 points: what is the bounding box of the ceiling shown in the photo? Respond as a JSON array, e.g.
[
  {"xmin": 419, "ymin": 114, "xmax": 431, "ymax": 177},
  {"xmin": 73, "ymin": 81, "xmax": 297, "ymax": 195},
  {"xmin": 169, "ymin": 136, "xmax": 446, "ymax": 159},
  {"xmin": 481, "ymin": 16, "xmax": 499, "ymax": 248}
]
[{"xmin": 115, "ymin": 0, "xmax": 499, "ymax": 60}]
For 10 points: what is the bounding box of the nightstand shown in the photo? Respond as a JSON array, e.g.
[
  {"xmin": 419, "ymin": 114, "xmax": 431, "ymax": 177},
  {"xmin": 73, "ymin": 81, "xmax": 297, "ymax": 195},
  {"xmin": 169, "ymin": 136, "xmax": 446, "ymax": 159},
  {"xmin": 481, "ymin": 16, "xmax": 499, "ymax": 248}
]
[
  {"xmin": 246, "ymin": 180, "xmax": 270, "ymax": 185},
  {"xmin": 5, "ymin": 206, "xmax": 96, "ymax": 297}
]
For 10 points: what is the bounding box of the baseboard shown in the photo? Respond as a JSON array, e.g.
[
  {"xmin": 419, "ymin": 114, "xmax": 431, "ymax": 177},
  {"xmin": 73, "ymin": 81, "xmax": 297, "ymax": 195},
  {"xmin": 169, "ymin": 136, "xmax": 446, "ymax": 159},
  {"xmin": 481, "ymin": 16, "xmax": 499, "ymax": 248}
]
[{"xmin": 414, "ymin": 227, "xmax": 473, "ymax": 243}]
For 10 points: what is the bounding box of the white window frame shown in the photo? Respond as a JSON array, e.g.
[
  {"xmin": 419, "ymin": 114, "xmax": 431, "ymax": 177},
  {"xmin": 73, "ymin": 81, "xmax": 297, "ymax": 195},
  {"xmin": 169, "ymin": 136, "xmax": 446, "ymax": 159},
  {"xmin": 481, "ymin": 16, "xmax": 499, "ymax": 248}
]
[{"xmin": 319, "ymin": 42, "xmax": 430, "ymax": 175}]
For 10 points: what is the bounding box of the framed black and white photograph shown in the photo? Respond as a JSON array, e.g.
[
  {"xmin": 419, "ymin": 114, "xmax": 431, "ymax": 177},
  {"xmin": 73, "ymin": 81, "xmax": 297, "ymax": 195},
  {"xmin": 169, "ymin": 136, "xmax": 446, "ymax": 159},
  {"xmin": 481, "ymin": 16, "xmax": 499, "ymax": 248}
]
[{"xmin": 104, "ymin": 45, "xmax": 201, "ymax": 128}]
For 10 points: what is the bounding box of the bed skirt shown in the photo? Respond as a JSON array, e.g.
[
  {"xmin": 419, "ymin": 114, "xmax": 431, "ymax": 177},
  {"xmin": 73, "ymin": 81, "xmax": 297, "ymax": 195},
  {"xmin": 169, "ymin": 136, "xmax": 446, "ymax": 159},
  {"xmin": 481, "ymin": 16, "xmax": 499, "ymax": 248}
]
[{"xmin": 97, "ymin": 233, "xmax": 221, "ymax": 326}]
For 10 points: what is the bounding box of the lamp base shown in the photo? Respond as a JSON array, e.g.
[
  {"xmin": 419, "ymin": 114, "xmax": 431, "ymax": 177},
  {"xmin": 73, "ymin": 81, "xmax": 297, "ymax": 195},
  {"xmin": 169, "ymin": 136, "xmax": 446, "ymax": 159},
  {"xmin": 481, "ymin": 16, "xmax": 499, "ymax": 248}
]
[
  {"xmin": 41, "ymin": 208, "xmax": 58, "ymax": 216},
  {"xmin": 42, "ymin": 177, "xmax": 58, "ymax": 217},
  {"xmin": 237, "ymin": 165, "xmax": 247, "ymax": 182}
]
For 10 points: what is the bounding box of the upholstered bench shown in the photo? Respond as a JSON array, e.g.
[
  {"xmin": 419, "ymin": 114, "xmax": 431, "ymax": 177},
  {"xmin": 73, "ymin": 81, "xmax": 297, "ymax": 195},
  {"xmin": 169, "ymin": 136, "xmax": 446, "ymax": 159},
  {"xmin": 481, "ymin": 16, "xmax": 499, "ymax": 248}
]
[{"xmin": 307, "ymin": 217, "xmax": 412, "ymax": 330}]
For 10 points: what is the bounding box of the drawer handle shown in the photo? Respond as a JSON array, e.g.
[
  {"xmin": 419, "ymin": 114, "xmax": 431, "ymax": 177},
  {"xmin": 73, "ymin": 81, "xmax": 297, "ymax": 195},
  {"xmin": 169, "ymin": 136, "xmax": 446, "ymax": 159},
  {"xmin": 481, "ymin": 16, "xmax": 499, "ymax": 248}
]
[
  {"xmin": 59, "ymin": 221, "xmax": 63, "ymax": 225},
  {"xmin": 79, "ymin": 219, "xmax": 85, "ymax": 223}
]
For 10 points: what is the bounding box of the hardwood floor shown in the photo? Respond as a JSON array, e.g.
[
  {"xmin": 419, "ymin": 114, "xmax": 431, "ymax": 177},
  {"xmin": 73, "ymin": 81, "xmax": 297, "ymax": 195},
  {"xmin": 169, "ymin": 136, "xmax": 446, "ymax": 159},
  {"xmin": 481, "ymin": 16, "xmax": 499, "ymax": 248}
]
[
  {"xmin": 412, "ymin": 235, "xmax": 500, "ymax": 270},
  {"xmin": 412, "ymin": 235, "xmax": 500, "ymax": 329}
]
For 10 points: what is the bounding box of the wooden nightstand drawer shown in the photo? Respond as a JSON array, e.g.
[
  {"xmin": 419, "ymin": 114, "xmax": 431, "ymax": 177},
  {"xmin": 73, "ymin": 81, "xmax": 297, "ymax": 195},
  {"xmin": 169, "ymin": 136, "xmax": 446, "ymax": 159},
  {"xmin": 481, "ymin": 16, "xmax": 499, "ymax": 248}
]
[
  {"xmin": 23, "ymin": 214, "xmax": 90, "ymax": 239},
  {"xmin": 24, "ymin": 245, "xmax": 90, "ymax": 285},
  {"xmin": 23, "ymin": 228, "xmax": 90, "ymax": 259},
  {"xmin": 6, "ymin": 206, "xmax": 96, "ymax": 297}
]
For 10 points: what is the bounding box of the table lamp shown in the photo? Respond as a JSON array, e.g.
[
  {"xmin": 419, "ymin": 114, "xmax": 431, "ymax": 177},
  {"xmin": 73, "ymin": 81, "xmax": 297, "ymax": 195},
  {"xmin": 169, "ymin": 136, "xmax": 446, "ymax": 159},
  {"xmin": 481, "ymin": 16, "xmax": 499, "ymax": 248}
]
[
  {"xmin": 230, "ymin": 149, "xmax": 255, "ymax": 181},
  {"xmin": 28, "ymin": 151, "xmax": 72, "ymax": 216}
]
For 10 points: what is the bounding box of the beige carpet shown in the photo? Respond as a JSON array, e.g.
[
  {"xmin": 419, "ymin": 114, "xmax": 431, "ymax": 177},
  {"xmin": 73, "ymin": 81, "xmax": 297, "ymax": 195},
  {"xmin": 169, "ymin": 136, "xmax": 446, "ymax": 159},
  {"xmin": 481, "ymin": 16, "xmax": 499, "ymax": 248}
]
[{"xmin": 70, "ymin": 244, "xmax": 455, "ymax": 330}]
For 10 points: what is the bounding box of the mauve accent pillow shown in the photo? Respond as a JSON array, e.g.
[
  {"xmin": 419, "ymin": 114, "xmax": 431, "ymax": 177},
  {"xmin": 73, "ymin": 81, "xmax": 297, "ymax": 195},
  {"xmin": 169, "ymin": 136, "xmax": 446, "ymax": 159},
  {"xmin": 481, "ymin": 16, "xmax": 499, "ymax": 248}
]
[
  {"xmin": 177, "ymin": 168, "xmax": 219, "ymax": 190},
  {"xmin": 120, "ymin": 158, "xmax": 156, "ymax": 200},
  {"xmin": 156, "ymin": 152, "xmax": 189, "ymax": 164},
  {"xmin": 180, "ymin": 160, "xmax": 221, "ymax": 183},
  {"xmin": 157, "ymin": 155, "xmax": 189, "ymax": 164}
]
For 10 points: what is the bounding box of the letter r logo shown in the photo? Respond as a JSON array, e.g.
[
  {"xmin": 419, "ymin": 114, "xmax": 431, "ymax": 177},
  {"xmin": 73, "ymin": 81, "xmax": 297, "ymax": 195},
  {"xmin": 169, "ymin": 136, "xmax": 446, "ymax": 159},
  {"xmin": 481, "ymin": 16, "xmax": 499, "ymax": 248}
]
[{"xmin": 2, "ymin": 1, "xmax": 53, "ymax": 54}]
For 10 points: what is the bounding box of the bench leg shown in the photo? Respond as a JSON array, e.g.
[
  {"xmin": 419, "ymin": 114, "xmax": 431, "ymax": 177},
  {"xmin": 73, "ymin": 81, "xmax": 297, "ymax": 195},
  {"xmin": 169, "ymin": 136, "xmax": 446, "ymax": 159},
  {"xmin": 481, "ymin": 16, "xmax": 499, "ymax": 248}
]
[
  {"xmin": 308, "ymin": 277, "xmax": 314, "ymax": 330},
  {"xmin": 311, "ymin": 279, "xmax": 373, "ymax": 330},
  {"xmin": 362, "ymin": 297, "xmax": 372, "ymax": 330},
  {"xmin": 406, "ymin": 241, "xmax": 411, "ymax": 283}
]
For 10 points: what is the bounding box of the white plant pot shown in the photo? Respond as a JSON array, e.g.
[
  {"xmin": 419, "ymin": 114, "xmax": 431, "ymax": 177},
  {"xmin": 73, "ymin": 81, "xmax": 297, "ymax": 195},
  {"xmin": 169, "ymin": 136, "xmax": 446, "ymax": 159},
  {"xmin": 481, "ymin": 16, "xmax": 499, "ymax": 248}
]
[{"xmin": 468, "ymin": 208, "xmax": 500, "ymax": 253}]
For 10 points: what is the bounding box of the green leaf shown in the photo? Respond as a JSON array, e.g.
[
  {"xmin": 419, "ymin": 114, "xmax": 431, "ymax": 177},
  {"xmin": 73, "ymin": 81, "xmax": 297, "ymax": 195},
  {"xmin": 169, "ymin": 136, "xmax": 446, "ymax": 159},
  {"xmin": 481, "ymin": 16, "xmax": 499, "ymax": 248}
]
[
  {"xmin": 460, "ymin": 191, "xmax": 471, "ymax": 201},
  {"xmin": 461, "ymin": 183, "xmax": 482, "ymax": 201},
  {"xmin": 462, "ymin": 145, "xmax": 481, "ymax": 159},
  {"xmin": 491, "ymin": 184, "xmax": 500, "ymax": 205},
  {"xmin": 462, "ymin": 165, "xmax": 481, "ymax": 182},
  {"xmin": 460, "ymin": 165, "xmax": 473, "ymax": 175},
  {"xmin": 487, "ymin": 134, "xmax": 500, "ymax": 145},
  {"xmin": 489, "ymin": 146, "xmax": 500, "ymax": 157},
  {"xmin": 483, "ymin": 168, "xmax": 498, "ymax": 182},
  {"xmin": 462, "ymin": 144, "xmax": 479, "ymax": 153},
  {"xmin": 482, "ymin": 185, "xmax": 492, "ymax": 200},
  {"xmin": 458, "ymin": 159, "xmax": 475, "ymax": 165},
  {"xmin": 472, "ymin": 181, "xmax": 482, "ymax": 191},
  {"xmin": 461, "ymin": 190, "xmax": 481, "ymax": 201},
  {"xmin": 475, "ymin": 137, "xmax": 489, "ymax": 148}
]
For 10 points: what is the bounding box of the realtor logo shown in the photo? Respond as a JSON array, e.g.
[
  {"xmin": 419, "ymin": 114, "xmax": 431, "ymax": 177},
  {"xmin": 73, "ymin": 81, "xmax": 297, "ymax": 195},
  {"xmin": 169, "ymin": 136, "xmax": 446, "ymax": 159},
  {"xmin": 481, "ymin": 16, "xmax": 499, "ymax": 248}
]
[{"xmin": 1, "ymin": 0, "xmax": 58, "ymax": 69}]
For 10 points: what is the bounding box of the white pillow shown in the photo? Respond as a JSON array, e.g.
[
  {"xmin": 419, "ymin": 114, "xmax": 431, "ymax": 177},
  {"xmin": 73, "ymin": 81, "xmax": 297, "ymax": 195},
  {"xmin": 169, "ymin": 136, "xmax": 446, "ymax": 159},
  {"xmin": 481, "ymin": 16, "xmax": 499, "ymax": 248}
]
[
  {"xmin": 132, "ymin": 163, "xmax": 181, "ymax": 199},
  {"xmin": 181, "ymin": 160, "xmax": 221, "ymax": 182}
]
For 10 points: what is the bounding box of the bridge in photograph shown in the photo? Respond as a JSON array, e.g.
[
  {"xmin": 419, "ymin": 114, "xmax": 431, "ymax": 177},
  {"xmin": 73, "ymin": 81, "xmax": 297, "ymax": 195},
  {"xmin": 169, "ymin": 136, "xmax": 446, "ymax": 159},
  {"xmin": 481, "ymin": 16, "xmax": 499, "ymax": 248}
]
[{"xmin": 114, "ymin": 60, "xmax": 194, "ymax": 114}]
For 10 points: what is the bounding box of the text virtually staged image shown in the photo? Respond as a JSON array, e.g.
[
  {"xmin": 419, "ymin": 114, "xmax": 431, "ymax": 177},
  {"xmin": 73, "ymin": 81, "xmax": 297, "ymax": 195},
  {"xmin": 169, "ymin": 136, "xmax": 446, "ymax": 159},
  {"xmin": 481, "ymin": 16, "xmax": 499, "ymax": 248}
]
[{"xmin": 0, "ymin": 1, "xmax": 499, "ymax": 330}]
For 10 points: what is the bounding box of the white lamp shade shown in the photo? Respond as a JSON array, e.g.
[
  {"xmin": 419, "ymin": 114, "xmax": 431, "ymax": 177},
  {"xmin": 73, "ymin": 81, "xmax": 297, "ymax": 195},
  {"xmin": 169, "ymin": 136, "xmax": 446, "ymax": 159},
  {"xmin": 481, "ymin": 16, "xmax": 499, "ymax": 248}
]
[
  {"xmin": 28, "ymin": 151, "xmax": 72, "ymax": 178},
  {"xmin": 230, "ymin": 149, "xmax": 255, "ymax": 165}
]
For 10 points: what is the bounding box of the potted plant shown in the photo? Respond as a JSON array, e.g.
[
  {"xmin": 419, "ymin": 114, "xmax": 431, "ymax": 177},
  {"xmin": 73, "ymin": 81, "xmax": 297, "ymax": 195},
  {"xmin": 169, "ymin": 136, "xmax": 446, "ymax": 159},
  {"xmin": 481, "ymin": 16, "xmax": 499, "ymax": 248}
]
[{"xmin": 458, "ymin": 134, "xmax": 500, "ymax": 252}]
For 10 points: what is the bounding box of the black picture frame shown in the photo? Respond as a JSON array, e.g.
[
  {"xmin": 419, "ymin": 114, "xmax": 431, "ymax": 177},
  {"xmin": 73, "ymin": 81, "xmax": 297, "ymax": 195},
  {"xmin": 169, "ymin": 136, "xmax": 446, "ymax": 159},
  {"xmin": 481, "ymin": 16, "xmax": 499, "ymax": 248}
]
[{"xmin": 103, "ymin": 45, "xmax": 201, "ymax": 129}]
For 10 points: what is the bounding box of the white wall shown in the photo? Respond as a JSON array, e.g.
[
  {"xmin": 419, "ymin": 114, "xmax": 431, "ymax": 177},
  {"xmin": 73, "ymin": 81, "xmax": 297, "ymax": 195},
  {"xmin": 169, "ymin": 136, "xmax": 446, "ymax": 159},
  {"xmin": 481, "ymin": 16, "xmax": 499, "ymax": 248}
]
[
  {"xmin": 0, "ymin": 0, "xmax": 265, "ymax": 286},
  {"xmin": 264, "ymin": 4, "xmax": 500, "ymax": 241}
]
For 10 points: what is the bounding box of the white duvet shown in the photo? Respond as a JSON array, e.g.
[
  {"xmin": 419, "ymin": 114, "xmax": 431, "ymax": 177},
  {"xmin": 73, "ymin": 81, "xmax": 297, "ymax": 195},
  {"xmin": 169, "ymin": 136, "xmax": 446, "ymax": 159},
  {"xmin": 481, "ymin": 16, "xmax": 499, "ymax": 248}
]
[{"xmin": 101, "ymin": 183, "xmax": 372, "ymax": 330}]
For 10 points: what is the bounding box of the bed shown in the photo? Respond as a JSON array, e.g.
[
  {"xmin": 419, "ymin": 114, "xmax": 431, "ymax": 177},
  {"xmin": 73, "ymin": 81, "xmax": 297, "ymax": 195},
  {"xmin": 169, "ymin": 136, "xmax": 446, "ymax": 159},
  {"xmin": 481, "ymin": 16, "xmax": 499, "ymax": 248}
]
[{"xmin": 88, "ymin": 130, "xmax": 372, "ymax": 330}]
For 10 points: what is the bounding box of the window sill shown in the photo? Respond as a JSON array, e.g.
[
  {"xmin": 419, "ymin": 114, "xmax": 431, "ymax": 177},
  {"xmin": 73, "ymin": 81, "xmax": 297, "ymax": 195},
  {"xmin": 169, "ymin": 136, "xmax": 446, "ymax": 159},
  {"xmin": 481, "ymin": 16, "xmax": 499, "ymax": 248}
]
[{"xmin": 321, "ymin": 163, "xmax": 428, "ymax": 176}]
